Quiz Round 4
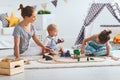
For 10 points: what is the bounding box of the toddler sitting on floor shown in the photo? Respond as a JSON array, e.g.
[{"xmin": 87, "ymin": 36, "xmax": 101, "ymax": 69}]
[{"xmin": 43, "ymin": 24, "xmax": 71, "ymax": 60}]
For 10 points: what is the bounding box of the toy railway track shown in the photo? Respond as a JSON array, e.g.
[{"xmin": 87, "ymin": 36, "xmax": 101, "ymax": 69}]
[{"xmin": 37, "ymin": 55, "xmax": 107, "ymax": 64}]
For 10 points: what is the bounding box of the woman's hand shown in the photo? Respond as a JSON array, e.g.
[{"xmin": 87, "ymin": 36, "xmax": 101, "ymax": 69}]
[
  {"xmin": 43, "ymin": 46, "xmax": 53, "ymax": 53},
  {"xmin": 15, "ymin": 57, "xmax": 23, "ymax": 61}
]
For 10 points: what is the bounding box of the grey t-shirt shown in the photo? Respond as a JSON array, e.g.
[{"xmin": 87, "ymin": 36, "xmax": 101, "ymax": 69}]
[{"xmin": 13, "ymin": 24, "xmax": 36, "ymax": 54}]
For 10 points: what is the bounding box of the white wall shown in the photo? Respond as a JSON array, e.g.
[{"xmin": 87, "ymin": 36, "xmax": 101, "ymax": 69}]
[{"xmin": 0, "ymin": 0, "xmax": 115, "ymax": 48}]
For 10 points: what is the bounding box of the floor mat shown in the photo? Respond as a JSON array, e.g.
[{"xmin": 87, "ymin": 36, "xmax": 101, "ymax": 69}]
[
  {"xmin": 20, "ymin": 55, "xmax": 120, "ymax": 69},
  {"xmin": 4, "ymin": 50, "xmax": 120, "ymax": 69}
]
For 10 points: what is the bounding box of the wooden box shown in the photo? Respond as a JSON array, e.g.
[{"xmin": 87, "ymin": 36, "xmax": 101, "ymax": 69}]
[{"xmin": 0, "ymin": 58, "xmax": 24, "ymax": 75}]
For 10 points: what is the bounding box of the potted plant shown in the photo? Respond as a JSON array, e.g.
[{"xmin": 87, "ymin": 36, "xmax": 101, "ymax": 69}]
[
  {"xmin": 34, "ymin": 10, "xmax": 54, "ymax": 30},
  {"xmin": 37, "ymin": 10, "xmax": 51, "ymax": 14}
]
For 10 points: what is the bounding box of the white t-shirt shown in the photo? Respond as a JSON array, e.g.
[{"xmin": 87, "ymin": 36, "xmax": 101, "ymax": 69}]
[{"xmin": 43, "ymin": 36, "xmax": 58, "ymax": 51}]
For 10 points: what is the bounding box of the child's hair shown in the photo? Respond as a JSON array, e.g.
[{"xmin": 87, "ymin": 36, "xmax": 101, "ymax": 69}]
[
  {"xmin": 47, "ymin": 24, "xmax": 57, "ymax": 33},
  {"xmin": 98, "ymin": 30, "xmax": 112, "ymax": 44},
  {"xmin": 18, "ymin": 4, "xmax": 35, "ymax": 18}
]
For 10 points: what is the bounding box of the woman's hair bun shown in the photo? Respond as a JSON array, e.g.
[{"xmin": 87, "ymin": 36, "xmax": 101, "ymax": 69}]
[{"xmin": 18, "ymin": 4, "xmax": 24, "ymax": 11}]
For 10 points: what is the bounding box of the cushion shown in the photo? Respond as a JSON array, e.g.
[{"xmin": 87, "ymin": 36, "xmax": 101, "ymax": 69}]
[
  {"xmin": 2, "ymin": 27, "xmax": 14, "ymax": 35},
  {"xmin": 0, "ymin": 13, "xmax": 9, "ymax": 27},
  {"xmin": 5, "ymin": 12, "xmax": 20, "ymax": 27}
]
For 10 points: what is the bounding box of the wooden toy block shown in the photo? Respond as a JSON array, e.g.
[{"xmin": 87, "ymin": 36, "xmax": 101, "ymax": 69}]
[{"xmin": 0, "ymin": 58, "xmax": 24, "ymax": 76}]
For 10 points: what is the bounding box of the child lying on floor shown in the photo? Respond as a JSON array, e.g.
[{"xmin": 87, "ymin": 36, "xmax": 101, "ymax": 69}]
[
  {"xmin": 43, "ymin": 24, "xmax": 71, "ymax": 60},
  {"xmin": 80, "ymin": 30, "xmax": 119, "ymax": 60}
]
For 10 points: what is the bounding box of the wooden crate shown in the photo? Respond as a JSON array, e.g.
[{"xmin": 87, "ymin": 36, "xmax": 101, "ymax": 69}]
[
  {"xmin": 0, "ymin": 58, "xmax": 24, "ymax": 75},
  {"xmin": 0, "ymin": 66, "xmax": 24, "ymax": 75}
]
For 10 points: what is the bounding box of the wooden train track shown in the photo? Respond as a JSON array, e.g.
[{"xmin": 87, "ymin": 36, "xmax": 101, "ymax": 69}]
[{"xmin": 37, "ymin": 55, "xmax": 107, "ymax": 64}]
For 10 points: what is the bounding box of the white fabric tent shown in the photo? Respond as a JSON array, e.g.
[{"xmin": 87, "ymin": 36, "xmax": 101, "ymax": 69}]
[{"xmin": 75, "ymin": 3, "xmax": 120, "ymax": 45}]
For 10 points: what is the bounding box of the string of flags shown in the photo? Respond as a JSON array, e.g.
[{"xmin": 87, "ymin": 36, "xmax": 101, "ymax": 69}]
[
  {"xmin": 51, "ymin": 0, "xmax": 58, "ymax": 7},
  {"xmin": 51, "ymin": 0, "xmax": 68, "ymax": 7},
  {"xmin": 41, "ymin": 3, "xmax": 47, "ymax": 10},
  {"xmin": 40, "ymin": 0, "xmax": 67, "ymax": 10}
]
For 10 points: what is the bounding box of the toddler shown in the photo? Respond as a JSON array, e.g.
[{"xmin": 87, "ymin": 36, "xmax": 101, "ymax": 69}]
[{"xmin": 43, "ymin": 24, "xmax": 71, "ymax": 60}]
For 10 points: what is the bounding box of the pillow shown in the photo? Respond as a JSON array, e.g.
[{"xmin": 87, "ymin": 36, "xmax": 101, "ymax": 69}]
[
  {"xmin": 5, "ymin": 12, "xmax": 20, "ymax": 27},
  {"xmin": 0, "ymin": 13, "xmax": 9, "ymax": 27}
]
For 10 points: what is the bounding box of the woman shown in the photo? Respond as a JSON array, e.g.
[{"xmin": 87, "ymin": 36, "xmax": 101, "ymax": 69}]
[{"xmin": 13, "ymin": 4, "xmax": 51, "ymax": 58}]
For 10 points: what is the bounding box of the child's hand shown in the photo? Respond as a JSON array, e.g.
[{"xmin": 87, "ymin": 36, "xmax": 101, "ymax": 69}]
[
  {"xmin": 80, "ymin": 48, "xmax": 85, "ymax": 54},
  {"xmin": 107, "ymin": 54, "xmax": 111, "ymax": 57}
]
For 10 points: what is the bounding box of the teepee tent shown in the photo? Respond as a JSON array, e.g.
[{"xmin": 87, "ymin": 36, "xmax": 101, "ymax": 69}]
[{"xmin": 75, "ymin": 3, "xmax": 120, "ymax": 45}]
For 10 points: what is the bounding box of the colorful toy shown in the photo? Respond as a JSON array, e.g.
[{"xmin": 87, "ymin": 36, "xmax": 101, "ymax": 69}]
[
  {"xmin": 73, "ymin": 49, "xmax": 80, "ymax": 58},
  {"xmin": 90, "ymin": 57, "xmax": 94, "ymax": 60},
  {"xmin": 57, "ymin": 38, "xmax": 64, "ymax": 44},
  {"xmin": 113, "ymin": 34, "xmax": 120, "ymax": 43},
  {"xmin": 73, "ymin": 49, "xmax": 80, "ymax": 62},
  {"xmin": 77, "ymin": 55, "xmax": 80, "ymax": 62},
  {"xmin": 60, "ymin": 50, "xmax": 71, "ymax": 57},
  {"xmin": 65, "ymin": 50, "xmax": 71, "ymax": 57},
  {"xmin": 87, "ymin": 57, "xmax": 89, "ymax": 61},
  {"xmin": 61, "ymin": 51, "xmax": 65, "ymax": 57},
  {"xmin": 43, "ymin": 53, "xmax": 54, "ymax": 61}
]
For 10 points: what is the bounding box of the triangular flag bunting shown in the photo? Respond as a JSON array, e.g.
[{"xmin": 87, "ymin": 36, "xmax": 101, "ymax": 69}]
[
  {"xmin": 41, "ymin": 3, "xmax": 47, "ymax": 10},
  {"xmin": 63, "ymin": 0, "xmax": 67, "ymax": 3},
  {"xmin": 33, "ymin": 5, "xmax": 37, "ymax": 9},
  {"xmin": 51, "ymin": 0, "xmax": 58, "ymax": 7}
]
